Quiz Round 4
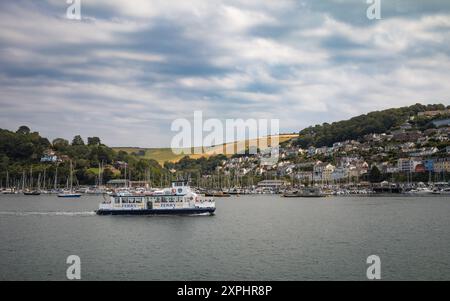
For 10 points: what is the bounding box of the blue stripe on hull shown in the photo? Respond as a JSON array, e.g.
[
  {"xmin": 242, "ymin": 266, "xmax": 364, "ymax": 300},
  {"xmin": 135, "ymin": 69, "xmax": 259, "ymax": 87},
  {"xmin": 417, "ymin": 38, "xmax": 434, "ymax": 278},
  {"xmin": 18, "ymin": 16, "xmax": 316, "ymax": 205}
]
[{"xmin": 96, "ymin": 208, "xmax": 216, "ymax": 216}]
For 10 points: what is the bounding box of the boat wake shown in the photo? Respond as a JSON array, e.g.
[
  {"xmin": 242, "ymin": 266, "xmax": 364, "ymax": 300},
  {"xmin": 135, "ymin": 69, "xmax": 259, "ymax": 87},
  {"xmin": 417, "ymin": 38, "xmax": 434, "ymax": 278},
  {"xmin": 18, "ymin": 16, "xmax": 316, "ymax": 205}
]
[{"xmin": 0, "ymin": 211, "xmax": 96, "ymax": 216}]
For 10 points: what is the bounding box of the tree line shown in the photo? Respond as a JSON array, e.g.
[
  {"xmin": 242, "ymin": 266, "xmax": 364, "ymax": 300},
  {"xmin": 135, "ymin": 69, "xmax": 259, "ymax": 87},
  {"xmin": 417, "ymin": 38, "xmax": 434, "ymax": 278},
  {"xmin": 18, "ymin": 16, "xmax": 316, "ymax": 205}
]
[
  {"xmin": 0, "ymin": 126, "xmax": 232, "ymax": 188},
  {"xmin": 293, "ymin": 103, "xmax": 449, "ymax": 148},
  {"xmin": 0, "ymin": 126, "xmax": 169, "ymax": 187}
]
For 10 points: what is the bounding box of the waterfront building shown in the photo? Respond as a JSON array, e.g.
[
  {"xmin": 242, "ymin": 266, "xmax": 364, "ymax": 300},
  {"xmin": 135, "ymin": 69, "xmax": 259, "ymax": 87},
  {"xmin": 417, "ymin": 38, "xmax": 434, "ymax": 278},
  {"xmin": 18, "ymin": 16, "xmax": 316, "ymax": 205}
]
[
  {"xmin": 313, "ymin": 162, "xmax": 335, "ymax": 183},
  {"xmin": 398, "ymin": 158, "xmax": 414, "ymax": 173},
  {"xmin": 257, "ymin": 180, "xmax": 289, "ymax": 189},
  {"xmin": 331, "ymin": 167, "xmax": 348, "ymax": 181},
  {"xmin": 424, "ymin": 159, "xmax": 434, "ymax": 172},
  {"xmin": 434, "ymin": 158, "xmax": 450, "ymax": 173},
  {"xmin": 415, "ymin": 164, "xmax": 426, "ymax": 173},
  {"xmin": 106, "ymin": 179, "xmax": 130, "ymax": 188},
  {"xmin": 296, "ymin": 171, "xmax": 313, "ymax": 182}
]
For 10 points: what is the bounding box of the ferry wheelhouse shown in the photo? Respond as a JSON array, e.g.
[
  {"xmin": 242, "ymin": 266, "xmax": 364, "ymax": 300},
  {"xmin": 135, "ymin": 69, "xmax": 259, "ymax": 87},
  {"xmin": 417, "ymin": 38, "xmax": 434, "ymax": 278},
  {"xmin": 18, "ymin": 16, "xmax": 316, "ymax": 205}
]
[{"xmin": 96, "ymin": 181, "xmax": 215, "ymax": 215}]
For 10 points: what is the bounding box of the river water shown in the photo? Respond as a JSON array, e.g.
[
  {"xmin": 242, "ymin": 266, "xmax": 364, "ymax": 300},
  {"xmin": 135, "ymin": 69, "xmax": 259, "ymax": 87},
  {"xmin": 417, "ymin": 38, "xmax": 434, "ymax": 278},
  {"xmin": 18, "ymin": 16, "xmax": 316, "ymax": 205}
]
[{"xmin": 0, "ymin": 194, "xmax": 449, "ymax": 280}]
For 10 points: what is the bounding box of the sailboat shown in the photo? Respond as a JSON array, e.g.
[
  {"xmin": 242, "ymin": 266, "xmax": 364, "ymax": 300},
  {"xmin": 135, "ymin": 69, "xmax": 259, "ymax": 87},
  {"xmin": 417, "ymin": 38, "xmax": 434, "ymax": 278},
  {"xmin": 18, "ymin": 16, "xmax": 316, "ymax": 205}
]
[
  {"xmin": 2, "ymin": 171, "xmax": 17, "ymax": 194},
  {"xmin": 23, "ymin": 167, "xmax": 41, "ymax": 195},
  {"xmin": 58, "ymin": 160, "xmax": 81, "ymax": 198}
]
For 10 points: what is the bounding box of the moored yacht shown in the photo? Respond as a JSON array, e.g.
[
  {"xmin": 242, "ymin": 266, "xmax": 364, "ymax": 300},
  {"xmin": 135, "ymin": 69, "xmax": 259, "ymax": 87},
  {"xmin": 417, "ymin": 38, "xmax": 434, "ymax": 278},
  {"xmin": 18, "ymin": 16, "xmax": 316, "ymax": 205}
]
[
  {"xmin": 432, "ymin": 187, "xmax": 450, "ymax": 195},
  {"xmin": 282, "ymin": 187, "xmax": 325, "ymax": 198},
  {"xmin": 96, "ymin": 180, "xmax": 215, "ymax": 215},
  {"xmin": 23, "ymin": 190, "xmax": 41, "ymax": 195},
  {"xmin": 57, "ymin": 160, "xmax": 81, "ymax": 198},
  {"xmin": 58, "ymin": 190, "xmax": 82, "ymax": 198}
]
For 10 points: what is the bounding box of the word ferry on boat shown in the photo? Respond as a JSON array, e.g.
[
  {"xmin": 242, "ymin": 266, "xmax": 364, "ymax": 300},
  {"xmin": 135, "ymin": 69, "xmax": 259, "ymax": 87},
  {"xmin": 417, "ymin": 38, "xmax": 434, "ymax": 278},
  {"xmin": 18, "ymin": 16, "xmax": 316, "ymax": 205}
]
[{"xmin": 96, "ymin": 180, "xmax": 215, "ymax": 215}]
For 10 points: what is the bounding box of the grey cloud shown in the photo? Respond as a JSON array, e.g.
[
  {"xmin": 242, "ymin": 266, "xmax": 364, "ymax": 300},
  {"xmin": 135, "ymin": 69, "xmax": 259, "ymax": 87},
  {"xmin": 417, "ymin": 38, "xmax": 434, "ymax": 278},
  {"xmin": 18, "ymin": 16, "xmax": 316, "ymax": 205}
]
[{"xmin": 0, "ymin": 0, "xmax": 449, "ymax": 147}]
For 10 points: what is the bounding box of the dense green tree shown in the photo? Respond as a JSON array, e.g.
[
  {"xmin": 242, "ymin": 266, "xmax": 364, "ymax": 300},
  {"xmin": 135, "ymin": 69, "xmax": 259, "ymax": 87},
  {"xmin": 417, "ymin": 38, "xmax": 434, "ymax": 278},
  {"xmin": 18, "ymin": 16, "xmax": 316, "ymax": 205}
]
[
  {"xmin": 72, "ymin": 135, "xmax": 85, "ymax": 146},
  {"xmin": 102, "ymin": 168, "xmax": 115, "ymax": 183},
  {"xmin": 369, "ymin": 166, "xmax": 382, "ymax": 183},
  {"xmin": 52, "ymin": 138, "xmax": 69, "ymax": 151},
  {"xmin": 16, "ymin": 126, "xmax": 31, "ymax": 135},
  {"xmin": 87, "ymin": 137, "xmax": 101, "ymax": 146}
]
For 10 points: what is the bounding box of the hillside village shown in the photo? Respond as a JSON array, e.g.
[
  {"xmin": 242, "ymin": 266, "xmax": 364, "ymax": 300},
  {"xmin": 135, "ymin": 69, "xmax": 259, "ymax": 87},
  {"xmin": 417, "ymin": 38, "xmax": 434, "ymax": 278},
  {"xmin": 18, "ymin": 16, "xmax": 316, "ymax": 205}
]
[
  {"xmin": 212, "ymin": 108, "xmax": 450, "ymax": 188},
  {"xmin": 1, "ymin": 104, "xmax": 449, "ymax": 192}
]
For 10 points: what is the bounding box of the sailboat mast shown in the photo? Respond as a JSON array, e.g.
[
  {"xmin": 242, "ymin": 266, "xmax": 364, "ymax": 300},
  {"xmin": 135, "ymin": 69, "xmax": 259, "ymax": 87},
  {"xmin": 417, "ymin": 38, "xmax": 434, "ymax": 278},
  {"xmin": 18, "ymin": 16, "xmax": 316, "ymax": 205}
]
[
  {"xmin": 98, "ymin": 161, "xmax": 102, "ymax": 187},
  {"xmin": 54, "ymin": 165, "xmax": 58, "ymax": 190},
  {"xmin": 43, "ymin": 168, "xmax": 46, "ymax": 190},
  {"xmin": 30, "ymin": 166, "xmax": 33, "ymax": 190},
  {"xmin": 22, "ymin": 170, "xmax": 25, "ymax": 191},
  {"xmin": 70, "ymin": 160, "xmax": 73, "ymax": 192}
]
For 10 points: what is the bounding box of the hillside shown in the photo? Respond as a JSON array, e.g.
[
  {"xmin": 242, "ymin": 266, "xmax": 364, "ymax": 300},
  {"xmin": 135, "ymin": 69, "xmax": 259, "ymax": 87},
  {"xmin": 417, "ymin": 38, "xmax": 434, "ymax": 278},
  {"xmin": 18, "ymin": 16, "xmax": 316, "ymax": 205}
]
[
  {"xmin": 113, "ymin": 134, "xmax": 297, "ymax": 164},
  {"xmin": 294, "ymin": 103, "xmax": 449, "ymax": 148}
]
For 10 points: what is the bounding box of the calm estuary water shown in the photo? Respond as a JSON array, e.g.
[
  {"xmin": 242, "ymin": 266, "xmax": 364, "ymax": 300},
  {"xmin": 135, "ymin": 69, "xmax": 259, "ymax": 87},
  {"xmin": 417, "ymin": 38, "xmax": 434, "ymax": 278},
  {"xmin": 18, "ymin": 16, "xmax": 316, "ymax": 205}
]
[{"xmin": 0, "ymin": 194, "xmax": 449, "ymax": 280}]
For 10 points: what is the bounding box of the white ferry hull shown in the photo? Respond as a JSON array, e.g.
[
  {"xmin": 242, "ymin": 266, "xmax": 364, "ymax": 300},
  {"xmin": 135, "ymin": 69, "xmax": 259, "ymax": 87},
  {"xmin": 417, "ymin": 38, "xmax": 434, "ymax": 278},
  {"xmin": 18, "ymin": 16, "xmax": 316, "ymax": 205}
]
[{"xmin": 96, "ymin": 207, "xmax": 215, "ymax": 216}]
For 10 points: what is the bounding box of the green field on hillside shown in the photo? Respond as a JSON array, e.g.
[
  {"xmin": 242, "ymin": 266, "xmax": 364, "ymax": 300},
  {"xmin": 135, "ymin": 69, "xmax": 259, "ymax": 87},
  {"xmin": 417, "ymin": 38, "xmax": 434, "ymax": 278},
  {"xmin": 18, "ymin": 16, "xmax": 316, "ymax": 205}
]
[{"xmin": 113, "ymin": 134, "xmax": 297, "ymax": 165}]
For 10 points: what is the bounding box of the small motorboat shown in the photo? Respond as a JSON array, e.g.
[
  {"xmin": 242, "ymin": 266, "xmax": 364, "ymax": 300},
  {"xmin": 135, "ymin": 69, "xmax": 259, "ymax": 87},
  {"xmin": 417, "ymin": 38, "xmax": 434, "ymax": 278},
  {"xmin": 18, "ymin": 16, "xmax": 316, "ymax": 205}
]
[
  {"xmin": 282, "ymin": 187, "xmax": 325, "ymax": 198},
  {"xmin": 23, "ymin": 190, "xmax": 41, "ymax": 196},
  {"xmin": 205, "ymin": 190, "xmax": 231, "ymax": 197},
  {"xmin": 58, "ymin": 191, "xmax": 82, "ymax": 198}
]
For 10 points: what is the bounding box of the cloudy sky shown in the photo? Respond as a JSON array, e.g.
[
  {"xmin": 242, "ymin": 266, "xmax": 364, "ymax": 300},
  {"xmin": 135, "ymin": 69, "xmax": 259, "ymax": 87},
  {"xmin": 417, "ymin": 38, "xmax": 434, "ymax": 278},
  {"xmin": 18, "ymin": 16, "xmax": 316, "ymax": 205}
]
[{"xmin": 0, "ymin": 0, "xmax": 449, "ymax": 147}]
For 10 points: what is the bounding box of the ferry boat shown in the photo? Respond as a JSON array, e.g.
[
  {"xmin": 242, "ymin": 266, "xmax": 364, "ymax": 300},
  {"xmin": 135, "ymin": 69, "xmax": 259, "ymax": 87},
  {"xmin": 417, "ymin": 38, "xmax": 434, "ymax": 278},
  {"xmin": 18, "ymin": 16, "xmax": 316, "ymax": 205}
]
[{"xmin": 96, "ymin": 180, "xmax": 215, "ymax": 215}]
